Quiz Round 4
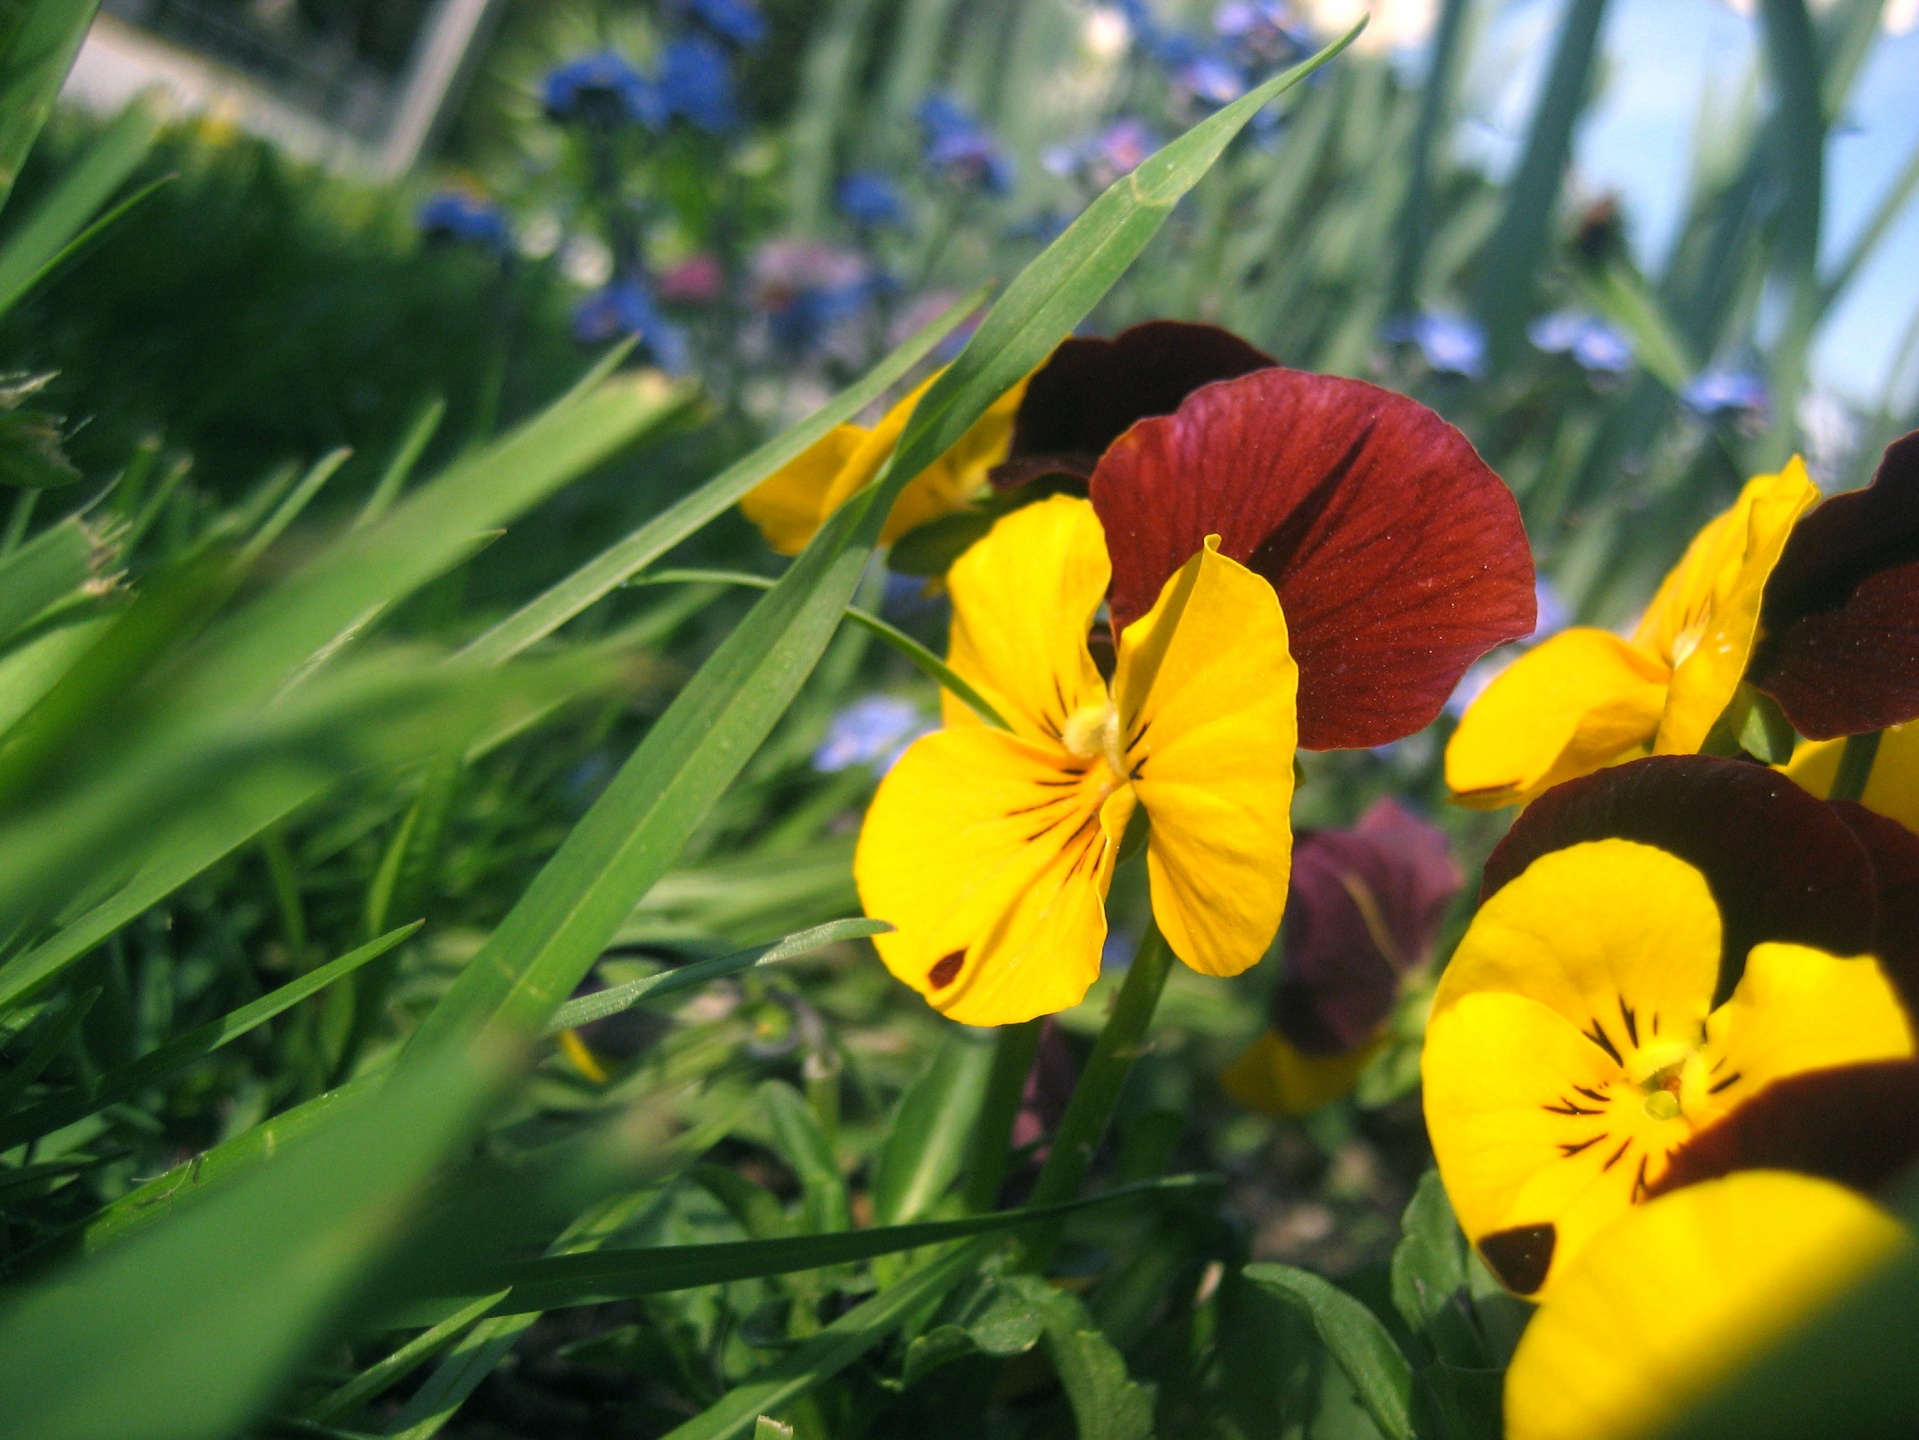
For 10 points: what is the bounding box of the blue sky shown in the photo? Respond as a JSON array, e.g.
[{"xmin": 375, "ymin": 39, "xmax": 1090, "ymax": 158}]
[{"xmin": 1460, "ymin": 0, "xmax": 1919, "ymax": 409}]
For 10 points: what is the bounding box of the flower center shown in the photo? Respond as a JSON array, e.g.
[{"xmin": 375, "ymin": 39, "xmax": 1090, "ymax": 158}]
[{"xmin": 1060, "ymin": 699, "xmax": 1127, "ymax": 781}]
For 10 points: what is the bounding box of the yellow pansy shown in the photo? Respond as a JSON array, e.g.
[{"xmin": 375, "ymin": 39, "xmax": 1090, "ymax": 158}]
[
  {"xmin": 1505, "ymin": 1170, "xmax": 1911, "ymax": 1440},
  {"xmin": 739, "ymin": 370, "xmax": 1028, "ymax": 555},
  {"xmin": 854, "ymin": 494, "xmax": 1297, "ymax": 1026},
  {"xmin": 1447, "ymin": 461, "xmax": 1819, "ymax": 808},
  {"xmin": 1785, "ymin": 720, "xmax": 1919, "ymax": 835},
  {"xmin": 1422, "ymin": 837, "xmax": 1913, "ymax": 1297}
]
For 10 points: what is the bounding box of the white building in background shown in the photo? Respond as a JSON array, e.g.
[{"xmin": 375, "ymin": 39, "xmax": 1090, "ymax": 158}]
[{"xmin": 61, "ymin": 0, "xmax": 504, "ymax": 176}]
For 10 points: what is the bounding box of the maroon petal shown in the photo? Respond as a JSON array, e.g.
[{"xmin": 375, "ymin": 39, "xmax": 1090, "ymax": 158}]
[
  {"xmin": 1650, "ymin": 1061, "xmax": 1919, "ymax": 1199},
  {"xmin": 1751, "ymin": 430, "xmax": 1919, "ymax": 737},
  {"xmin": 1272, "ymin": 800, "xmax": 1463, "ymax": 1055},
  {"xmin": 1830, "ymin": 800, "xmax": 1919, "ymax": 1019},
  {"xmin": 1482, "ymin": 756, "xmax": 1877, "ymax": 999},
  {"xmin": 1091, "ymin": 368, "xmax": 1535, "ymax": 749},
  {"xmin": 995, "ymin": 320, "xmax": 1275, "ymax": 489}
]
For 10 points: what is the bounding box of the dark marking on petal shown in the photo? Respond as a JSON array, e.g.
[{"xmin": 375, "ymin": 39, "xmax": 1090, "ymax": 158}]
[
  {"xmin": 1543, "ymin": 1098, "xmax": 1604, "ymax": 1116},
  {"xmin": 1632, "ymin": 1155, "xmax": 1650, "ymax": 1202},
  {"xmin": 1619, "ymin": 997, "xmax": 1640, "ymax": 1048},
  {"xmin": 1005, "ymin": 793, "xmax": 1078, "ymax": 818},
  {"xmin": 1601, "ymin": 1137, "xmax": 1632, "ymax": 1172},
  {"xmin": 1572, "ymin": 1084, "xmax": 1608, "ymax": 1105},
  {"xmin": 1583, "ymin": 1020, "xmax": 1624, "ymax": 1066},
  {"xmin": 928, "ymin": 952, "xmax": 964, "ymax": 989},
  {"xmin": 1477, "ymin": 1224, "xmax": 1556, "ymax": 1296},
  {"xmin": 1709, "ymin": 1071, "xmax": 1743, "ymax": 1095},
  {"xmin": 1651, "ymin": 1011, "xmax": 1661, "ymax": 1036},
  {"xmin": 1558, "ymin": 1134, "xmax": 1607, "ymax": 1157}
]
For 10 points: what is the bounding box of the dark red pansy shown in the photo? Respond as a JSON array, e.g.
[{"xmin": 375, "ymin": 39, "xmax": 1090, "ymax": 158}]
[
  {"xmin": 1650, "ymin": 1060, "xmax": 1919, "ymax": 1199},
  {"xmin": 992, "ymin": 320, "xmax": 1275, "ymax": 490},
  {"xmin": 1273, "ymin": 800, "xmax": 1462, "ymax": 1055},
  {"xmin": 1482, "ymin": 756, "xmax": 1877, "ymax": 999},
  {"xmin": 1829, "ymin": 800, "xmax": 1919, "ymax": 1018},
  {"xmin": 1091, "ymin": 367, "xmax": 1535, "ymax": 750},
  {"xmin": 1750, "ymin": 430, "xmax": 1919, "ymax": 738}
]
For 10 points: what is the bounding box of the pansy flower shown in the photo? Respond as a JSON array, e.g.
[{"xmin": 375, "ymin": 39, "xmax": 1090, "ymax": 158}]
[
  {"xmin": 1425, "ymin": 755, "xmax": 1919, "ymax": 1299},
  {"xmin": 856, "ymin": 366, "xmax": 1533, "ymax": 1023},
  {"xmin": 738, "ymin": 366, "xmax": 1028, "ymax": 556},
  {"xmin": 1221, "ymin": 799, "xmax": 1461, "ymax": 1115},
  {"xmin": 1503, "ymin": 1169, "xmax": 1910, "ymax": 1440}
]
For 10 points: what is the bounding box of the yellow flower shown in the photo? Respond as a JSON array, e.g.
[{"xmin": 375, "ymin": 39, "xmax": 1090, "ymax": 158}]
[
  {"xmin": 1785, "ymin": 720, "xmax": 1919, "ymax": 835},
  {"xmin": 1421, "ymin": 837, "xmax": 1913, "ymax": 1297},
  {"xmin": 1446, "ymin": 461, "xmax": 1819, "ymax": 809},
  {"xmin": 1504, "ymin": 1170, "xmax": 1911, "ymax": 1440},
  {"xmin": 739, "ymin": 370, "xmax": 1028, "ymax": 555},
  {"xmin": 854, "ymin": 494, "xmax": 1297, "ymax": 1026}
]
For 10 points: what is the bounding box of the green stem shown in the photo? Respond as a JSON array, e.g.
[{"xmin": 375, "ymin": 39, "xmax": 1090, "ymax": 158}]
[
  {"xmin": 1831, "ymin": 730, "xmax": 1883, "ymax": 804},
  {"xmin": 961, "ymin": 1018, "xmax": 1043, "ymax": 1212},
  {"xmin": 1015, "ymin": 926, "xmax": 1175, "ymax": 1271}
]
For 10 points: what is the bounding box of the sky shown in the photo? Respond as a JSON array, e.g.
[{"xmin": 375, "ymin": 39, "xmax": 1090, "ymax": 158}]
[{"xmin": 1463, "ymin": 0, "xmax": 1919, "ymax": 409}]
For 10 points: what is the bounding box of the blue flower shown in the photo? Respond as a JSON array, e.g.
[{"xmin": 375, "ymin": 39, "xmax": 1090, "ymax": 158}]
[
  {"xmin": 660, "ymin": 34, "xmax": 738, "ymax": 133},
  {"xmin": 750, "ymin": 239, "xmax": 875, "ymax": 357},
  {"xmin": 1385, "ymin": 313, "xmax": 1486, "ymax": 378},
  {"xmin": 685, "ymin": 0, "xmax": 766, "ymax": 46},
  {"xmin": 416, "ymin": 191, "xmax": 512, "ymax": 253},
  {"xmin": 543, "ymin": 50, "xmax": 663, "ymax": 128},
  {"xmin": 1175, "ymin": 52, "xmax": 1247, "ymax": 107},
  {"xmin": 1214, "ymin": 1, "xmax": 1314, "ymax": 67},
  {"xmin": 812, "ymin": 696, "xmax": 929, "ymax": 773},
  {"xmin": 571, "ymin": 279, "xmax": 689, "ymax": 372},
  {"xmin": 917, "ymin": 95, "xmax": 1016, "ymax": 194},
  {"xmin": 1682, "ymin": 367, "xmax": 1769, "ymax": 421},
  {"xmin": 836, "ymin": 171, "xmax": 907, "ymax": 229},
  {"xmin": 1529, "ymin": 310, "xmax": 1635, "ymax": 375},
  {"xmin": 1045, "ymin": 118, "xmax": 1159, "ymax": 189}
]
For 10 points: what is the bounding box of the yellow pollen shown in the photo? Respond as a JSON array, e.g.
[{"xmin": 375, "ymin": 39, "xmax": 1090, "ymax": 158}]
[
  {"xmin": 1642, "ymin": 1089, "xmax": 1681, "ymax": 1121},
  {"xmin": 1060, "ymin": 700, "xmax": 1126, "ymax": 779}
]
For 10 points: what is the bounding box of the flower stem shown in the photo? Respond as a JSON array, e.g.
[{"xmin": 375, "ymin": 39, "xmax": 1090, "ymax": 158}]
[
  {"xmin": 1831, "ymin": 730, "xmax": 1883, "ymax": 803},
  {"xmin": 962, "ymin": 1018, "xmax": 1044, "ymax": 1212},
  {"xmin": 1014, "ymin": 925, "xmax": 1175, "ymax": 1271}
]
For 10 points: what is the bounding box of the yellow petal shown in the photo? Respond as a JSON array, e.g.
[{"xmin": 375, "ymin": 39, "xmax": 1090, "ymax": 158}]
[
  {"xmin": 1783, "ymin": 720, "xmax": 1919, "ymax": 835},
  {"xmin": 944, "ymin": 494, "xmax": 1110, "ymax": 744},
  {"xmin": 1505, "ymin": 1171, "xmax": 1911, "ymax": 1440},
  {"xmin": 878, "ymin": 373, "xmax": 1028, "ymax": 544},
  {"xmin": 1220, "ymin": 1029, "xmax": 1379, "ymax": 1116},
  {"xmin": 1445, "ymin": 629, "xmax": 1670, "ymax": 809},
  {"xmin": 1423, "ymin": 990, "xmax": 1691, "ymax": 1297},
  {"xmin": 1432, "ymin": 839, "xmax": 1719, "ymax": 1044},
  {"xmin": 1634, "ymin": 460, "xmax": 1820, "ymax": 754},
  {"xmin": 1114, "ymin": 539, "xmax": 1297, "ymax": 977},
  {"xmin": 738, "ymin": 424, "xmax": 870, "ymax": 556},
  {"xmin": 1687, "ymin": 942, "xmax": 1917, "ymax": 1125},
  {"xmin": 854, "ymin": 725, "xmax": 1130, "ymax": 1026}
]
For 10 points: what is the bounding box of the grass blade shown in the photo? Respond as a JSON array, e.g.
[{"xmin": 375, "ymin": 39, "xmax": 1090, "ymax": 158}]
[{"xmin": 0, "ymin": 0, "xmax": 102, "ymax": 216}]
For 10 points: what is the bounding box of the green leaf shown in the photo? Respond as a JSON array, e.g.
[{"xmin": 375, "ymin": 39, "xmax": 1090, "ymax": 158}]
[
  {"xmin": 1415, "ymin": 1362, "xmax": 1503, "ymax": 1440},
  {"xmin": 884, "ymin": 508, "xmax": 998, "ymax": 577},
  {"xmin": 301, "ymin": 1290, "xmax": 506, "ymax": 1425},
  {"xmin": 0, "ymin": 1040, "xmax": 504, "ymax": 1440},
  {"xmin": 0, "ymin": 0, "xmax": 101, "ymax": 216},
  {"xmin": 1391, "ymin": 1171, "xmax": 1488, "ymax": 1369},
  {"xmin": 630, "ymin": 567, "xmax": 1011, "ymax": 727},
  {"xmin": 761, "ymin": 1079, "xmax": 851, "ymax": 1235},
  {"xmin": 456, "ymin": 291, "xmax": 986, "ymax": 667},
  {"xmin": 1010, "ymin": 1276, "xmax": 1154, "ymax": 1440},
  {"xmin": 0, "ymin": 511, "xmax": 118, "ymax": 649},
  {"xmin": 0, "ymin": 923, "xmax": 419, "ymax": 1150},
  {"xmin": 0, "ymin": 94, "xmax": 160, "ymax": 320},
  {"xmin": 869, "ymin": 1027, "xmax": 997, "ymax": 1226},
  {"xmin": 546, "ymin": 918, "xmax": 891, "ymax": 1032},
  {"xmin": 0, "ymin": 984, "xmax": 96, "ymax": 1114},
  {"xmin": 1245, "ymin": 1263, "xmax": 1416, "ymax": 1440}
]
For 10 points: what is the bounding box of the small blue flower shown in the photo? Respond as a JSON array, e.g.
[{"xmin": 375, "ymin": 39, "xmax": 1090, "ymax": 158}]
[
  {"xmin": 416, "ymin": 191, "xmax": 512, "ymax": 253},
  {"xmin": 571, "ymin": 279, "xmax": 690, "ymax": 372},
  {"xmin": 917, "ymin": 95, "xmax": 1016, "ymax": 194},
  {"xmin": 1385, "ymin": 313, "xmax": 1486, "ymax": 379},
  {"xmin": 660, "ymin": 34, "xmax": 738, "ymax": 133},
  {"xmin": 686, "ymin": 0, "xmax": 766, "ymax": 46},
  {"xmin": 750, "ymin": 239, "xmax": 875, "ymax": 357},
  {"xmin": 837, "ymin": 171, "xmax": 907, "ymax": 229},
  {"xmin": 1214, "ymin": 0, "xmax": 1314, "ymax": 66},
  {"xmin": 1529, "ymin": 310, "xmax": 1635, "ymax": 375},
  {"xmin": 1046, "ymin": 119, "xmax": 1159, "ymax": 189},
  {"xmin": 1175, "ymin": 52, "xmax": 1247, "ymax": 107},
  {"xmin": 543, "ymin": 50, "xmax": 663, "ymax": 128},
  {"xmin": 1682, "ymin": 368, "xmax": 1769, "ymax": 421},
  {"xmin": 812, "ymin": 695, "xmax": 929, "ymax": 773}
]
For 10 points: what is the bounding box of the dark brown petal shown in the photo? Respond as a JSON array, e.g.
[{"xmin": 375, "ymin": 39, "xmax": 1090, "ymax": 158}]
[
  {"xmin": 1830, "ymin": 800, "xmax": 1919, "ymax": 1020},
  {"xmin": 1751, "ymin": 430, "xmax": 1919, "ymax": 737},
  {"xmin": 1651, "ymin": 1061, "xmax": 1919, "ymax": 1198},
  {"xmin": 1091, "ymin": 367, "xmax": 1535, "ymax": 749},
  {"xmin": 1482, "ymin": 756, "xmax": 1877, "ymax": 1000},
  {"xmin": 995, "ymin": 319, "xmax": 1275, "ymax": 487},
  {"xmin": 1477, "ymin": 1223, "xmax": 1556, "ymax": 1296},
  {"xmin": 1272, "ymin": 800, "xmax": 1463, "ymax": 1055}
]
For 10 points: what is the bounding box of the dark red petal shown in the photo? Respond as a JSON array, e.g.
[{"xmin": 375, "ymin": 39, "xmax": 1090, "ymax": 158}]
[
  {"xmin": 1751, "ymin": 430, "xmax": 1919, "ymax": 737},
  {"xmin": 1830, "ymin": 800, "xmax": 1919, "ymax": 1019},
  {"xmin": 995, "ymin": 320, "xmax": 1274, "ymax": 488},
  {"xmin": 1272, "ymin": 800, "xmax": 1463, "ymax": 1055},
  {"xmin": 1091, "ymin": 368, "xmax": 1535, "ymax": 749},
  {"xmin": 1650, "ymin": 1061, "xmax": 1919, "ymax": 1199},
  {"xmin": 1482, "ymin": 756, "xmax": 1877, "ymax": 999}
]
